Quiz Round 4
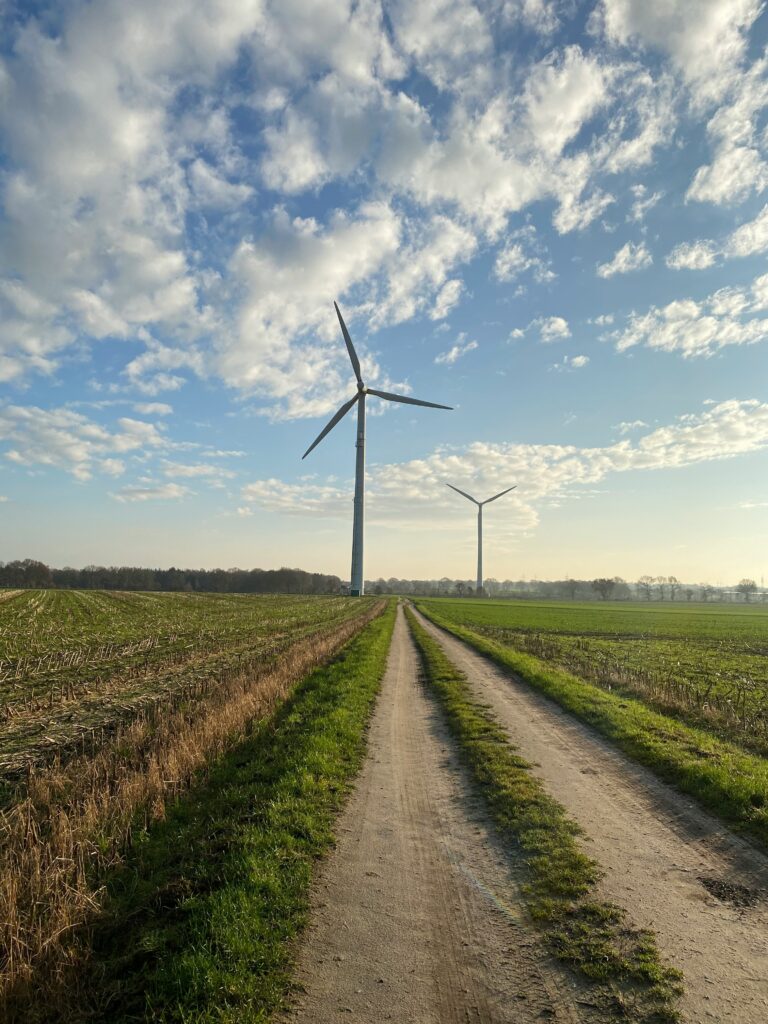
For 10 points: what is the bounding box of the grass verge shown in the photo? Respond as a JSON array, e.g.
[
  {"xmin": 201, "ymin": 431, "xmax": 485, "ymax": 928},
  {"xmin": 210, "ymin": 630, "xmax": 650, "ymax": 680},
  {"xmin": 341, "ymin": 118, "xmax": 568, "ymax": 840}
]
[
  {"xmin": 405, "ymin": 606, "xmax": 681, "ymax": 1024},
  {"xmin": 71, "ymin": 599, "xmax": 397, "ymax": 1024},
  {"xmin": 415, "ymin": 604, "xmax": 768, "ymax": 851}
]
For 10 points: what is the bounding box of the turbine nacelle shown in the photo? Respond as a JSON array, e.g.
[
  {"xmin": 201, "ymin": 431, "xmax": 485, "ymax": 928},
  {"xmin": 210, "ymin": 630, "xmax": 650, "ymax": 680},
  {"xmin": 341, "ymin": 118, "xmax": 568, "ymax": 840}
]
[{"xmin": 302, "ymin": 303, "xmax": 452, "ymax": 460}]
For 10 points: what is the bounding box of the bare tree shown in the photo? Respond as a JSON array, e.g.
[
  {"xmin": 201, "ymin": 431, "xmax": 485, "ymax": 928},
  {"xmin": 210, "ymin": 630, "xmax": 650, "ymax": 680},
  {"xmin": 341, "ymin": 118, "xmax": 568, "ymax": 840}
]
[
  {"xmin": 736, "ymin": 578, "xmax": 758, "ymax": 602},
  {"xmin": 654, "ymin": 576, "xmax": 667, "ymax": 600},
  {"xmin": 668, "ymin": 575, "xmax": 680, "ymax": 601},
  {"xmin": 637, "ymin": 575, "xmax": 654, "ymax": 600},
  {"xmin": 684, "ymin": 588, "xmax": 694, "ymax": 601},
  {"xmin": 591, "ymin": 578, "xmax": 616, "ymax": 600},
  {"xmin": 699, "ymin": 583, "xmax": 715, "ymax": 602}
]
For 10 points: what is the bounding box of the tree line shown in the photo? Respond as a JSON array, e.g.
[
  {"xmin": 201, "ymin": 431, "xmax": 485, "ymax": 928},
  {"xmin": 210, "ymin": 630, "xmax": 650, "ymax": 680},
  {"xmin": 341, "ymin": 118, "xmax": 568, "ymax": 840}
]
[
  {"xmin": 0, "ymin": 560, "xmax": 762, "ymax": 602},
  {"xmin": 0, "ymin": 559, "xmax": 342, "ymax": 595},
  {"xmin": 365, "ymin": 575, "xmax": 764, "ymax": 602}
]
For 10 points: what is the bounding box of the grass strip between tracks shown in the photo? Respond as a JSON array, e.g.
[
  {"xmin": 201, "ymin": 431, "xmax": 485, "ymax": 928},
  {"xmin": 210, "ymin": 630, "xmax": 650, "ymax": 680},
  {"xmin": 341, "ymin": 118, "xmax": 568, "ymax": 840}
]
[
  {"xmin": 406, "ymin": 606, "xmax": 681, "ymax": 1024},
  {"xmin": 414, "ymin": 604, "xmax": 768, "ymax": 851},
  {"xmin": 79, "ymin": 600, "xmax": 397, "ymax": 1024}
]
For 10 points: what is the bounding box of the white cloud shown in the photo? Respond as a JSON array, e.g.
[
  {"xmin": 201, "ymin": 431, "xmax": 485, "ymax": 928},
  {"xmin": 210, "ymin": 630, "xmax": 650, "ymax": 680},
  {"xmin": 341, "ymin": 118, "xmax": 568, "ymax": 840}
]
[
  {"xmin": 161, "ymin": 460, "xmax": 235, "ymax": 480},
  {"xmin": 0, "ymin": 405, "xmax": 164, "ymax": 480},
  {"xmin": 599, "ymin": 0, "xmax": 762, "ymax": 105},
  {"xmin": 523, "ymin": 46, "xmax": 608, "ymax": 158},
  {"xmin": 614, "ymin": 271, "xmax": 768, "ymax": 356},
  {"xmin": 686, "ymin": 54, "xmax": 768, "ymax": 205},
  {"xmin": 239, "ymin": 399, "xmax": 768, "ymax": 532},
  {"xmin": 687, "ymin": 145, "xmax": 768, "ymax": 205},
  {"xmin": 494, "ymin": 227, "xmax": 555, "ymax": 284},
  {"xmin": 0, "ymin": 496, "xmax": 9, "ymax": 503},
  {"xmin": 112, "ymin": 482, "xmax": 191, "ymax": 503},
  {"xmin": 535, "ymin": 316, "xmax": 571, "ymax": 341},
  {"xmin": 188, "ymin": 158, "xmax": 253, "ymax": 209},
  {"xmin": 133, "ymin": 402, "xmax": 173, "ymax": 416},
  {"xmin": 726, "ymin": 204, "xmax": 768, "ymax": 257},
  {"xmin": 435, "ymin": 334, "xmax": 478, "ymax": 365},
  {"xmin": 553, "ymin": 189, "xmax": 615, "ymax": 234},
  {"xmin": 665, "ymin": 241, "xmax": 717, "ymax": 270},
  {"xmin": 389, "ymin": 0, "xmax": 493, "ymax": 91},
  {"xmin": 429, "ymin": 279, "xmax": 464, "ymax": 321},
  {"xmin": 627, "ymin": 184, "xmax": 662, "ymax": 222},
  {"xmin": 551, "ymin": 353, "xmax": 589, "ymax": 371},
  {"xmin": 596, "ymin": 240, "xmax": 652, "ymax": 277}
]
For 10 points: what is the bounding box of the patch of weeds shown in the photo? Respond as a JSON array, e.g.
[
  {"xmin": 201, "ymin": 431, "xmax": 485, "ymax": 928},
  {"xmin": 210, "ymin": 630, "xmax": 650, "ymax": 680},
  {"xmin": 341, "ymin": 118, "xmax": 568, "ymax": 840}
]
[{"xmin": 405, "ymin": 606, "xmax": 682, "ymax": 1024}]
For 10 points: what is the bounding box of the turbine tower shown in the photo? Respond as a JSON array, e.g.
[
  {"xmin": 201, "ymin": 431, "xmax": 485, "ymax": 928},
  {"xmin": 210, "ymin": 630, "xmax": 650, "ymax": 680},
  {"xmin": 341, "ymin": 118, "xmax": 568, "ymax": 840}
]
[
  {"xmin": 303, "ymin": 302, "xmax": 452, "ymax": 596},
  {"xmin": 446, "ymin": 483, "xmax": 517, "ymax": 596}
]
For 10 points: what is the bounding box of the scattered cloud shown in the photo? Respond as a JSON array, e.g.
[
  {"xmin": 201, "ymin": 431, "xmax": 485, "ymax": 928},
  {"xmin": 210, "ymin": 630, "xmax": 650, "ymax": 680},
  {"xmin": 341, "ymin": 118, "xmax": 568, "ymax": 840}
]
[
  {"xmin": 240, "ymin": 399, "xmax": 768, "ymax": 531},
  {"xmin": 0, "ymin": 406, "xmax": 164, "ymax": 480},
  {"xmin": 161, "ymin": 460, "xmax": 236, "ymax": 481},
  {"xmin": 726, "ymin": 203, "xmax": 768, "ymax": 257},
  {"xmin": 535, "ymin": 316, "xmax": 571, "ymax": 342},
  {"xmin": 614, "ymin": 271, "xmax": 768, "ymax": 356},
  {"xmin": 133, "ymin": 402, "xmax": 174, "ymax": 416},
  {"xmin": 435, "ymin": 334, "xmax": 478, "ymax": 365},
  {"xmin": 551, "ymin": 354, "xmax": 589, "ymax": 371},
  {"xmin": 598, "ymin": 0, "xmax": 762, "ymax": 105},
  {"xmin": 597, "ymin": 241, "xmax": 652, "ymax": 277},
  {"xmin": 112, "ymin": 482, "xmax": 191, "ymax": 503},
  {"xmin": 665, "ymin": 241, "xmax": 718, "ymax": 270},
  {"xmin": 628, "ymin": 184, "xmax": 663, "ymax": 222},
  {"xmin": 614, "ymin": 419, "xmax": 648, "ymax": 434},
  {"xmin": 494, "ymin": 227, "xmax": 555, "ymax": 284}
]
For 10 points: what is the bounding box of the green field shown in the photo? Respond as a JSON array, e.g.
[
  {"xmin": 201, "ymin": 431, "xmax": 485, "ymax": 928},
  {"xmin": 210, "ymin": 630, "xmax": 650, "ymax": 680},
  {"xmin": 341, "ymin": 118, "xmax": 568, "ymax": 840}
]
[
  {"xmin": 0, "ymin": 589, "xmax": 373, "ymax": 777},
  {"xmin": 417, "ymin": 599, "xmax": 768, "ymax": 753}
]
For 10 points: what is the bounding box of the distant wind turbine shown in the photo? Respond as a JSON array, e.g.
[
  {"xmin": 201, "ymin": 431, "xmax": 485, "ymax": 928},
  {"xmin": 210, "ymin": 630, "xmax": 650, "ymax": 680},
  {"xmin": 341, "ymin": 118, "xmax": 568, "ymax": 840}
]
[
  {"xmin": 446, "ymin": 483, "xmax": 517, "ymax": 596},
  {"xmin": 303, "ymin": 302, "xmax": 452, "ymax": 596}
]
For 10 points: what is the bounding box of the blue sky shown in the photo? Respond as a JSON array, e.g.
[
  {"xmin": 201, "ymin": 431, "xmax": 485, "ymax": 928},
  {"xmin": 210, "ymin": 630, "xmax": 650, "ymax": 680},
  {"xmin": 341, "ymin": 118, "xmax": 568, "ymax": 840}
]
[{"xmin": 1, "ymin": 0, "xmax": 768, "ymax": 584}]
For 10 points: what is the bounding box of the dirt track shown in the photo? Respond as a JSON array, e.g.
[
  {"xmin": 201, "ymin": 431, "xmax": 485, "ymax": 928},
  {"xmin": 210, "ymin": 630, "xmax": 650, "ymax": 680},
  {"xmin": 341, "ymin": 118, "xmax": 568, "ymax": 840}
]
[
  {"xmin": 412, "ymin": 606, "xmax": 768, "ymax": 1024},
  {"xmin": 284, "ymin": 604, "xmax": 595, "ymax": 1023}
]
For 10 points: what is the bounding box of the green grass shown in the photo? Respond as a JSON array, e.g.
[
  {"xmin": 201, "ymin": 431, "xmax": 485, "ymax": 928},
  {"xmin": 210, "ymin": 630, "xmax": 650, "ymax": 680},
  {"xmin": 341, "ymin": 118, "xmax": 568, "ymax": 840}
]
[
  {"xmin": 71, "ymin": 600, "xmax": 397, "ymax": 1024},
  {"xmin": 415, "ymin": 599, "xmax": 768, "ymax": 754},
  {"xmin": 415, "ymin": 602, "xmax": 768, "ymax": 851},
  {"xmin": 405, "ymin": 607, "xmax": 681, "ymax": 1023}
]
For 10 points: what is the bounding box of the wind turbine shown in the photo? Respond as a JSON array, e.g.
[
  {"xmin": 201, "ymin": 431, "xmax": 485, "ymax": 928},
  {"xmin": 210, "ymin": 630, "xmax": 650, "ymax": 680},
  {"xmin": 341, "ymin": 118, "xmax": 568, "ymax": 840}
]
[
  {"xmin": 446, "ymin": 483, "xmax": 517, "ymax": 596},
  {"xmin": 303, "ymin": 302, "xmax": 452, "ymax": 596}
]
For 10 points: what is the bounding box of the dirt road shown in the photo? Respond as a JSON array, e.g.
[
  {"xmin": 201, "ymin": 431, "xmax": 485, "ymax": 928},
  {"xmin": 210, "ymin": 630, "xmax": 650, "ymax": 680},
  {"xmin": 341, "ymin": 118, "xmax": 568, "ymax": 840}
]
[
  {"xmin": 412, "ymin": 606, "xmax": 768, "ymax": 1024},
  {"xmin": 284, "ymin": 604, "xmax": 594, "ymax": 1024}
]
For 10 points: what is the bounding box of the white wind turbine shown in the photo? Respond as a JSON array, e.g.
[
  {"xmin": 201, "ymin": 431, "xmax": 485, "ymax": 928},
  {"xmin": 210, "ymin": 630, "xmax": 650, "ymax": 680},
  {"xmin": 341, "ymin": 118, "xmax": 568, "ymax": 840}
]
[
  {"xmin": 303, "ymin": 302, "xmax": 452, "ymax": 596},
  {"xmin": 446, "ymin": 483, "xmax": 517, "ymax": 596}
]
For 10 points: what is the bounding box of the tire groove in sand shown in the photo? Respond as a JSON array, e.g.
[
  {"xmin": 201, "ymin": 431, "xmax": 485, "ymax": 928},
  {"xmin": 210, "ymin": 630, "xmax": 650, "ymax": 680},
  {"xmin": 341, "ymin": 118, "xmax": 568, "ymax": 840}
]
[
  {"xmin": 283, "ymin": 605, "xmax": 592, "ymax": 1024},
  {"xmin": 412, "ymin": 606, "xmax": 768, "ymax": 1024}
]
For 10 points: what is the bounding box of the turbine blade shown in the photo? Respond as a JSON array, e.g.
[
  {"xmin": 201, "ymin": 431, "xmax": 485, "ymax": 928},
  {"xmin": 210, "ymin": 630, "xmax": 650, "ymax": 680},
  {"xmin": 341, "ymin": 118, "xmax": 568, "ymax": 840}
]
[
  {"xmin": 302, "ymin": 394, "xmax": 359, "ymax": 459},
  {"xmin": 482, "ymin": 485, "xmax": 517, "ymax": 505},
  {"xmin": 367, "ymin": 388, "xmax": 452, "ymax": 410},
  {"xmin": 445, "ymin": 482, "xmax": 479, "ymax": 505},
  {"xmin": 334, "ymin": 302, "xmax": 363, "ymax": 386}
]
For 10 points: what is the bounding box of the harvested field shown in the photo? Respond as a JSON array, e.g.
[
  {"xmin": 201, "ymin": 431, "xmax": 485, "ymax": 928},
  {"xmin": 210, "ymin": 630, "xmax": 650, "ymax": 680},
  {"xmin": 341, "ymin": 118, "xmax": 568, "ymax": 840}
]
[
  {"xmin": 0, "ymin": 589, "xmax": 369, "ymax": 778},
  {"xmin": 0, "ymin": 589, "xmax": 382, "ymax": 1019}
]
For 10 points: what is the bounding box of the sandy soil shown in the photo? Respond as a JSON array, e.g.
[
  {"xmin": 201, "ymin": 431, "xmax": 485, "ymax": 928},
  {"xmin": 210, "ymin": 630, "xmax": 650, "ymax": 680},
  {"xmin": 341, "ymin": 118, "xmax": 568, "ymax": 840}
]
[
  {"xmin": 283, "ymin": 604, "xmax": 597, "ymax": 1024},
  {"xmin": 412, "ymin": 606, "xmax": 768, "ymax": 1024}
]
